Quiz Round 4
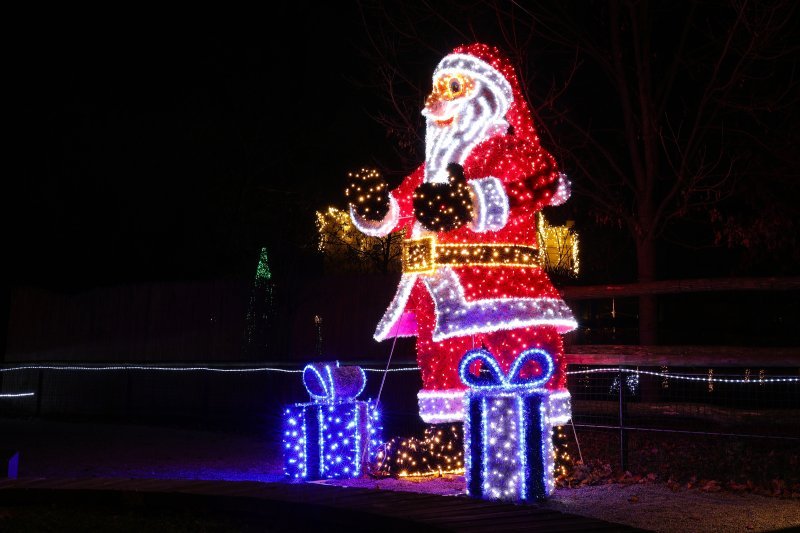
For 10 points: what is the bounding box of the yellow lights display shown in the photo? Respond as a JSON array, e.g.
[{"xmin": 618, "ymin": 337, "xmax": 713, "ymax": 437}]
[
  {"xmin": 316, "ymin": 205, "xmax": 404, "ymax": 273},
  {"xmin": 316, "ymin": 206, "xmax": 353, "ymax": 253},
  {"xmin": 430, "ymin": 72, "xmax": 476, "ymax": 104},
  {"xmin": 553, "ymin": 425, "xmax": 573, "ymax": 480},
  {"xmin": 345, "ymin": 168, "xmax": 390, "ymax": 220},
  {"xmin": 537, "ymin": 213, "xmax": 579, "ymax": 276},
  {"xmin": 374, "ymin": 424, "xmax": 465, "ymax": 478},
  {"xmin": 412, "ymin": 163, "xmax": 474, "ymax": 232},
  {"xmin": 402, "ymin": 237, "xmax": 540, "ymax": 274}
]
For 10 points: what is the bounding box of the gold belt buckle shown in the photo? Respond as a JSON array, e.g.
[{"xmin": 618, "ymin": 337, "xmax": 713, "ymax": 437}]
[{"xmin": 402, "ymin": 236, "xmax": 436, "ymax": 274}]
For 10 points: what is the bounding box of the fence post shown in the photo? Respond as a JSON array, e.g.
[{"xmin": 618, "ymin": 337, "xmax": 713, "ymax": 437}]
[
  {"xmin": 35, "ymin": 369, "xmax": 44, "ymax": 417},
  {"xmin": 125, "ymin": 371, "xmax": 133, "ymax": 419},
  {"xmin": 618, "ymin": 365, "xmax": 628, "ymax": 472}
]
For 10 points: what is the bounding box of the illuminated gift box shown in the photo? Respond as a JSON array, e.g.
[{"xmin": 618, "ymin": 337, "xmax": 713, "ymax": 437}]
[
  {"xmin": 283, "ymin": 362, "xmax": 380, "ymax": 480},
  {"xmin": 460, "ymin": 348, "xmax": 568, "ymax": 501}
]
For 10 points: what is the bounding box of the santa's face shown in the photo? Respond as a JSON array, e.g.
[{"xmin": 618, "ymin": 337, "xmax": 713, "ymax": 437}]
[
  {"xmin": 422, "ymin": 72, "xmax": 476, "ymax": 126},
  {"xmin": 422, "ymin": 67, "xmax": 509, "ymax": 185}
]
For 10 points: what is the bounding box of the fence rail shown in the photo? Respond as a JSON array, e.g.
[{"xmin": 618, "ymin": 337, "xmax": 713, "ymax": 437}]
[
  {"xmin": 1, "ymin": 359, "xmax": 797, "ymax": 434},
  {"xmin": 2, "ymin": 356, "xmax": 798, "ymax": 479},
  {"xmin": 566, "ymin": 345, "xmax": 800, "ymax": 366},
  {"xmin": 559, "ymin": 276, "xmax": 800, "ymax": 299}
]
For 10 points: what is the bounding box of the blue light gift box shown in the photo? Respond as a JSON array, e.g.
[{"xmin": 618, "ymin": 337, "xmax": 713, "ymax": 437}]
[
  {"xmin": 283, "ymin": 362, "xmax": 380, "ymax": 480},
  {"xmin": 460, "ymin": 348, "xmax": 571, "ymax": 502}
]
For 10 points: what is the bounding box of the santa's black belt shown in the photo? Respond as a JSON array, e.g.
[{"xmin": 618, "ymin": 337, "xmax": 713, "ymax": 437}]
[{"xmin": 401, "ymin": 236, "xmax": 540, "ymax": 274}]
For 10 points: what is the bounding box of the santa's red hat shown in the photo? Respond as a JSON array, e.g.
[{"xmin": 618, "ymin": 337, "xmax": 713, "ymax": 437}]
[{"xmin": 436, "ymin": 43, "xmax": 539, "ymax": 144}]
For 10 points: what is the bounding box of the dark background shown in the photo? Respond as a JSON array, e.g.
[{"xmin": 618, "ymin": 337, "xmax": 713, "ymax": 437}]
[
  {"xmin": 5, "ymin": 5, "xmax": 427, "ymax": 365},
  {"xmin": 8, "ymin": 5, "xmax": 397, "ymax": 288},
  {"xmin": 4, "ymin": 3, "xmax": 799, "ymax": 364}
]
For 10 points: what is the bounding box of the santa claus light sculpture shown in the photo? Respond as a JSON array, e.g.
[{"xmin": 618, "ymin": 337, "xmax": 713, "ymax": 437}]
[{"xmin": 346, "ymin": 44, "xmax": 576, "ymax": 462}]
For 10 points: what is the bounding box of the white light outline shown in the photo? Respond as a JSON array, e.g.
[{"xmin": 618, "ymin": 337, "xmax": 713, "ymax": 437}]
[
  {"xmin": 1, "ymin": 365, "xmax": 794, "ymax": 384},
  {"xmin": 435, "ymin": 54, "xmax": 513, "ymax": 104},
  {"xmin": 418, "ymin": 389, "xmax": 467, "ymax": 423},
  {"xmin": 481, "ymin": 396, "xmax": 489, "ymax": 496},
  {"xmin": 468, "ymin": 177, "xmax": 509, "ymax": 233},
  {"xmin": 507, "ymin": 348, "xmax": 555, "ymax": 389},
  {"xmin": 424, "ymin": 54, "xmax": 511, "ymax": 185},
  {"xmin": 0, "ymin": 364, "xmax": 419, "ymax": 375},
  {"xmin": 302, "ymin": 407, "xmax": 308, "ymax": 478},
  {"xmin": 458, "ymin": 347, "xmax": 554, "ymax": 391},
  {"xmin": 519, "ymin": 394, "xmax": 528, "ymax": 500},
  {"xmin": 325, "ymin": 365, "xmax": 336, "ymax": 402},
  {"xmin": 348, "ymin": 195, "xmax": 400, "ymax": 237},
  {"xmin": 374, "ymin": 274, "xmax": 419, "ymax": 341},
  {"xmin": 463, "ymin": 391, "xmax": 473, "ymax": 496},
  {"xmin": 302, "ymin": 363, "xmax": 332, "ymax": 402},
  {"xmin": 567, "ymin": 367, "xmax": 800, "ymax": 384},
  {"xmin": 423, "ymin": 267, "xmax": 578, "ymax": 340}
]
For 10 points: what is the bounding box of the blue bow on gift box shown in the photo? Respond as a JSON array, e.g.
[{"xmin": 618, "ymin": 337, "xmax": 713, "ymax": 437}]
[
  {"xmin": 458, "ymin": 347, "xmax": 554, "ymax": 390},
  {"xmin": 302, "ymin": 362, "xmax": 366, "ymax": 402}
]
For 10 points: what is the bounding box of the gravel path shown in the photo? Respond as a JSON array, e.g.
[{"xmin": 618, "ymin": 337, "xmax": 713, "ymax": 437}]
[
  {"xmin": 322, "ymin": 475, "xmax": 800, "ymax": 533},
  {"xmin": 3, "ymin": 417, "xmax": 798, "ymax": 532}
]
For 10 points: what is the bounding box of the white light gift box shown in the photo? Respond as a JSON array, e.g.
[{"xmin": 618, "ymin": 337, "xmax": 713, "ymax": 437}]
[{"xmin": 460, "ymin": 347, "xmax": 569, "ymax": 501}]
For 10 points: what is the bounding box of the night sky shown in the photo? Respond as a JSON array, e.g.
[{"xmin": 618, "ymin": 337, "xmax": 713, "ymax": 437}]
[
  {"xmin": 8, "ymin": 3, "xmax": 800, "ymax": 290},
  {"xmin": 9, "ymin": 5, "xmax": 400, "ymax": 287}
]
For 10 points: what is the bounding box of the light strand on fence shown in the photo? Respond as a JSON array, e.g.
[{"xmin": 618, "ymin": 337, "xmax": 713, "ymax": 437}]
[
  {"xmin": 0, "ymin": 365, "xmax": 303, "ymax": 373},
  {"xmin": 363, "ymin": 367, "xmax": 419, "ymax": 373},
  {"xmin": 0, "ymin": 364, "xmax": 797, "ymax": 383},
  {"xmin": 0, "ymin": 364, "xmax": 421, "ymax": 374},
  {"xmin": 565, "ymin": 367, "xmax": 799, "ymax": 383},
  {"xmin": 0, "ymin": 392, "xmax": 36, "ymax": 398}
]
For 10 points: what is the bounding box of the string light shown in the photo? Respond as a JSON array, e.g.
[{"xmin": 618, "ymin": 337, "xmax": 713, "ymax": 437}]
[
  {"xmin": 0, "ymin": 364, "xmax": 420, "ymax": 374},
  {"xmin": 373, "ymin": 424, "xmax": 464, "ymax": 477},
  {"xmin": 0, "ymin": 392, "xmax": 35, "ymax": 398},
  {"xmin": 567, "ymin": 367, "xmax": 799, "ymax": 383},
  {"xmin": 469, "ymin": 177, "xmax": 509, "ymax": 232},
  {"xmin": 0, "ymin": 364, "xmax": 303, "ymax": 373},
  {"xmin": 402, "ymin": 240, "xmax": 541, "ymax": 274},
  {"xmin": 417, "ymin": 390, "xmax": 466, "ymax": 424},
  {"xmin": 3, "ymin": 365, "xmax": 794, "ymax": 384},
  {"xmin": 552, "ymin": 425, "xmax": 573, "ymax": 481},
  {"xmin": 244, "ymin": 246, "xmax": 274, "ymax": 352},
  {"xmin": 316, "ymin": 206, "xmax": 405, "ymax": 272},
  {"xmin": 412, "ymin": 164, "xmax": 474, "ymax": 232},
  {"xmin": 537, "ymin": 212, "xmax": 579, "ymax": 276},
  {"xmin": 345, "ymin": 168, "xmax": 391, "ymax": 220},
  {"xmin": 580, "ymin": 365, "xmax": 591, "ymax": 389},
  {"xmin": 609, "ymin": 372, "xmax": 640, "ymax": 395},
  {"xmin": 254, "ymin": 247, "xmax": 272, "ymax": 281}
]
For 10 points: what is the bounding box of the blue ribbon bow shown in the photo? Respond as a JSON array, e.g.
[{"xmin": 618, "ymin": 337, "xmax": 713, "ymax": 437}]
[
  {"xmin": 302, "ymin": 361, "xmax": 366, "ymax": 402},
  {"xmin": 458, "ymin": 348, "xmax": 554, "ymax": 390}
]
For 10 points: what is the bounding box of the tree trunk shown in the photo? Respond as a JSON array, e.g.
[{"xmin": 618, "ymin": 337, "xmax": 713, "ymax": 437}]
[
  {"xmin": 635, "ymin": 234, "xmax": 661, "ymax": 403},
  {"xmin": 636, "ymin": 235, "xmax": 658, "ymax": 346}
]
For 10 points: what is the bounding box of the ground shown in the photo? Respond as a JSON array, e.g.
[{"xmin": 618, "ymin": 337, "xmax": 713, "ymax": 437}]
[{"xmin": 1, "ymin": 417, "xmax": 798, "ymax": 532}]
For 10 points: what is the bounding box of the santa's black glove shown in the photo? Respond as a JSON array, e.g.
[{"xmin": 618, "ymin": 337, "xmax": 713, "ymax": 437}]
[
  {"xmin": 345, "ymin": 168, "xmax": 391, "ymax": 221},
  {"xmin": 413, "ymin": 163, "xmax": 474, "ymax": 232}
]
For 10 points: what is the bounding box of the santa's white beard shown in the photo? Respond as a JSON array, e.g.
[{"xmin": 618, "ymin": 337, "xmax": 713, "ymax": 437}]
[{"xmin": 423, "ymin": 96, "xmax": 507, "ymax": 184}]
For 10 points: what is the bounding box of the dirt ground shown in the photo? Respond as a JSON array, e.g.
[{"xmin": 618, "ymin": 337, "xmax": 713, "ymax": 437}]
[
  {"xmin": 322, "ymin": 475, "xmax": 800, "ymax": 533},
  {"xmin": 1, "ymin": 417, "xmax": 798, "ymax": 533}
]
